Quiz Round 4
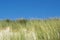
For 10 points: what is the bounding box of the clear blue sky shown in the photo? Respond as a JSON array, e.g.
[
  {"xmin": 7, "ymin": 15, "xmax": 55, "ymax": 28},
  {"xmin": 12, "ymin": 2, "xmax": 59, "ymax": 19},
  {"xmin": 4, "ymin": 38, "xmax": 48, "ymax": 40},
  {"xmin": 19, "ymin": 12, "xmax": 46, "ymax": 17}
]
[{"xmin": 0, "ymin": 0, "xmax": 60, "ymax": 19}]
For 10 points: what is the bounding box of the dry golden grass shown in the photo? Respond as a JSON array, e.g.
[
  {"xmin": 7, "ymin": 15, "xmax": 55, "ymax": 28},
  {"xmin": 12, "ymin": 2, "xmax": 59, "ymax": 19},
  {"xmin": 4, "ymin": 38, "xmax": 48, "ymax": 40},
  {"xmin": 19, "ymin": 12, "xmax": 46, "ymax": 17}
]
[{"xmin": 0, "ymin": 18, "xmax": 60, "ymax": 40}]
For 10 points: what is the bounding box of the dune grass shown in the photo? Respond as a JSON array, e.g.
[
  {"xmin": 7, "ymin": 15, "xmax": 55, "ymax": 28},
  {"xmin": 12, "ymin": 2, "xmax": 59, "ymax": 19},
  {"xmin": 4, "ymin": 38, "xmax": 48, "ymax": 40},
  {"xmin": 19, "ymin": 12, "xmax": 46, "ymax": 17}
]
[{"xmin": 0, "ymin": 18, "xmax": 60, "ymax": 40}]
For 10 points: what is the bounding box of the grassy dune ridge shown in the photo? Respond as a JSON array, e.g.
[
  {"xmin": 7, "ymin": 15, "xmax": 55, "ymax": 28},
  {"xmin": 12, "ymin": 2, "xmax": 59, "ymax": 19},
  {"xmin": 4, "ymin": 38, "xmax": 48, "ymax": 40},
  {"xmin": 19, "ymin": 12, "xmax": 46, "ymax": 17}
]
[{"xmin": 0, "ymin": 18, "xmax": 60, "ymax": 40}]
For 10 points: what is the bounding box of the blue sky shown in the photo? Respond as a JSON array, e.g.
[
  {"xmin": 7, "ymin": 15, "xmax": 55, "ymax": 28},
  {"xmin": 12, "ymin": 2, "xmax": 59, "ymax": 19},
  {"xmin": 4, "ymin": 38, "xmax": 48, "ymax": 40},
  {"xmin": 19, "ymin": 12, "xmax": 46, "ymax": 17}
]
[{"xmin": 0, "ymin": 0, "xmax": 60, "ymax": 19}]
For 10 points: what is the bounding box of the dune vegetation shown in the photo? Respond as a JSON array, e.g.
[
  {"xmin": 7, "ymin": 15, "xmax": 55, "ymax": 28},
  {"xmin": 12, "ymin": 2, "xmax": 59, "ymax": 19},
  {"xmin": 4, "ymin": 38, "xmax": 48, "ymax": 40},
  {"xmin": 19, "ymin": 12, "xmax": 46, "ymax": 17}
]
[{"xmin": 0, "ymin": 18, "xmax": 60, "ymax": 40}]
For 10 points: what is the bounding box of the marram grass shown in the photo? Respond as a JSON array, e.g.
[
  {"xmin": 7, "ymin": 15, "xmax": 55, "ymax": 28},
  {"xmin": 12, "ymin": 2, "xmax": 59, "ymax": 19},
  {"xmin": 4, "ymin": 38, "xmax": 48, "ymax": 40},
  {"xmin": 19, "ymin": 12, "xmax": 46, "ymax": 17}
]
[{"xmin": 0, "ymin": 19, "xmax": 60, "ymax": 40}]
